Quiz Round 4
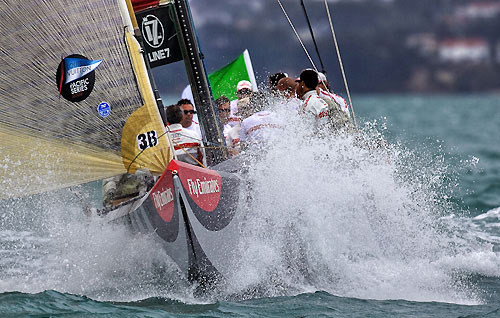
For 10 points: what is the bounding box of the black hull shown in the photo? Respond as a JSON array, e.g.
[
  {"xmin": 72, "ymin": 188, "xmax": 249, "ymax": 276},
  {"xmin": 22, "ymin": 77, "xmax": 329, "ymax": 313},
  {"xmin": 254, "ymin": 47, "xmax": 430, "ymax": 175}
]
[{"xmin": 105, "ymin": 160, "xmax": 242, "ymax": 287}]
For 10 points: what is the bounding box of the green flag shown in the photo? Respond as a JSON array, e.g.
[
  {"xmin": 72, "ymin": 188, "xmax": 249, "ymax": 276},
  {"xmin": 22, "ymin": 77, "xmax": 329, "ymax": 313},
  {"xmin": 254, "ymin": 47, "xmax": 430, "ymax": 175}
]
[{"xmin": 208, "ymin": 49, "xmax": 257, "ymax": 101}]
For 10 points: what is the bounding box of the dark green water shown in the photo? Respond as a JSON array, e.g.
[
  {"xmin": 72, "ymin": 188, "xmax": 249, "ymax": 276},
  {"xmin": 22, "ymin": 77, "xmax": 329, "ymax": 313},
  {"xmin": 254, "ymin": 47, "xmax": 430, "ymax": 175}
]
[{"xmin": 1, "ymin": 94, "xmax": 499, "ymax": 317}]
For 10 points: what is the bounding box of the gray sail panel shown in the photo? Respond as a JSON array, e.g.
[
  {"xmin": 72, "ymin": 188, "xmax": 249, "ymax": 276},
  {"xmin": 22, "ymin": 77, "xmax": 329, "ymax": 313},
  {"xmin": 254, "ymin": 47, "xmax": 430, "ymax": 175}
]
[{"xmin": 0, "ymin": 0, "xmax": 143, "ymax": 152}]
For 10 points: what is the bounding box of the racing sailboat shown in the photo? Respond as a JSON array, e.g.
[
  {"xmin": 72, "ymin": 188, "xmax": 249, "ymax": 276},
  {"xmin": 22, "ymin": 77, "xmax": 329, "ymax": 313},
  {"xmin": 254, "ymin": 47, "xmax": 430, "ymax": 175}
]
[
  {"xmin": 0, "ymin": 0, "xmax": 243, "ymax": 287},
  {"xmin": 109, "ymin": 0, "xmax": 244, "ymax": 286}
]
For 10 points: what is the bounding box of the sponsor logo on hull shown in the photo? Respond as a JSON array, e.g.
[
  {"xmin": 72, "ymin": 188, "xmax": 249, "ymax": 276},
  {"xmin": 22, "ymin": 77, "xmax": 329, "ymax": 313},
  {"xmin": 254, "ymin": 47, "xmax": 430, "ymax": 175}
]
[
  {"xmin": 168, "ymin": 160, "xmax": 222, "ymax": 212},
  {"xmin": 150, "ymin": 172, "xmax": 175, "ymax": 222},
  {"xmin": 186, "ymin": 177, "xmax": 220, "ymax": 198}
]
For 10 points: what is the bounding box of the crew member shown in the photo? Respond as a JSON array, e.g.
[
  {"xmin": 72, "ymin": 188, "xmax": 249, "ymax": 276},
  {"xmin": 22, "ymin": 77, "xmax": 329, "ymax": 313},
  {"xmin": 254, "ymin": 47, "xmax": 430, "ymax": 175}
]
[
  {"xmin": 229, "ymin": 80, "xmax": 253, "ymax": 124},
  {"xmin": 166, "ymin": 105, "xmax": 205, "ymax": 166},
  {"xmin": 269, "ymin": 72, "xmax": 288, "ymax": 94},
  {"xmin": 101, "ymin": 169, "xmax": 154, "ymax": 209},
  {"xmin": 316, "ymin": 72, "xmax": 351, "ymax": 117},
  {"xmin": 276, "ymin": 76, "xmax": 301, "ymax": 111},
  {"xmin": 239, "ymin": 92, "xmax": 285, "ymax": 146},
  {"xmin": 215, "ymin": 95, "xmax": 232, "ymax": 138},
  {"xmin": 177, "ymin": 99, "xmax": 202, "ymax": 139},
  {"xmin": 295, "ymin": 69, "xmax": 352, "ymax": 131},
  {"xmin": 225, "ymin": 97, "xmax": 249, "ymax": 156},
  {"xmin": 276, "ymin": 76, "xmax": 297, "ymax": 100}
]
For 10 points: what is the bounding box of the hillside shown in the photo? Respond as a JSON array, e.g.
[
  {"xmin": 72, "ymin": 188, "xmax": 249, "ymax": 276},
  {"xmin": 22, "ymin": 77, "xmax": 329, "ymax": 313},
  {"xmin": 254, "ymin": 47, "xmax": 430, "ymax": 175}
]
[{"xmin": 153, "ymin": 0, "xmax": 500, "ymax": 94}]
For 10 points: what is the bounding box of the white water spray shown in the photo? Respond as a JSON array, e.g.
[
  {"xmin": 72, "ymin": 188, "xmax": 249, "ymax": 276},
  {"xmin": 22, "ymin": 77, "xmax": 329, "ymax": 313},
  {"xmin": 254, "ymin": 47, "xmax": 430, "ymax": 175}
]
[
  {"xmin": 0, "ymin": 188, "xmax": 193, "ymax": 302},
  {"xmin": 1, "ymin": 96, "xmax": 499, "ymax": 304},
  {"xmin": 219, "ymin": 99, "xmax": 500, "ymax": 304}
]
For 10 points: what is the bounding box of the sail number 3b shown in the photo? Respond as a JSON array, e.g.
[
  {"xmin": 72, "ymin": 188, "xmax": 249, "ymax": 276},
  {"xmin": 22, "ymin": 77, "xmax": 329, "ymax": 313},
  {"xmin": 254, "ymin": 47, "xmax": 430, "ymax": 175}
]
[{"xmin": 137, "ymin": 130, "xmax": 158, "ymax": 151}]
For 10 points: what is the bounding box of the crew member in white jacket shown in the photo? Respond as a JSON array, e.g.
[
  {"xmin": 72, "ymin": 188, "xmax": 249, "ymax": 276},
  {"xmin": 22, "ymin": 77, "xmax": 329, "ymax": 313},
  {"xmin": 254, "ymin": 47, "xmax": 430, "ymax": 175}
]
[
  {"xmin": 239, "ymin": 92, "xmax": 285, "ymax": 147},
  {"xmin": 166, "ymin": 105, "xmax": 205, "ymax": 166},
  {"xmin": 296, "ymin": 69, "xmax": 352, "ymax": 130},
  {"xmin": 317, "ymin": 72, "xmax": 351, "ymax": 117}
]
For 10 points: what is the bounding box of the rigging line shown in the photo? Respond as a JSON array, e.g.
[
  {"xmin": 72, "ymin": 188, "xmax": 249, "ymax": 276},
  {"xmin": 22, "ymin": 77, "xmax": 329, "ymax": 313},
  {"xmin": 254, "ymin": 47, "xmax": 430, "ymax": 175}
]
[
  {"xmin": 165, "ymin": 129, "xmax": 229, "ymax": 149},
  {"xmin": 276, "ymin": 0, "xmax": 318, "ymax": 72},
  {"xmin": 126, "ymin": 129, "xmax": 172, "ymax": 173},
  {"xmin": 324, "ymin": 0, "xmax": 357, "ymax": 127},
  {"xmin": 163, "ymin": 124, "xmax": 178, "ymax": 161},
  {"xmin": 126, "ymin": 128, "xmax": 211, "ymax": 172},
  {"xmin": 126, "ymin": 125, "xmax": 233, "ymax": 173},
  {"xmin": 126, "ymin": 148, "xmax": 146, "ymax": 173},
  {"xmin": 175, "ymin": 145, "xmax": 206, "ymax": 168},
  {"xmin": 301, "ymin": 0, "xmax": 326, "ymax": 74},
  {"xmin": 174, "ymin": 138, "xmax": 231, "ymax": 150},
  {"xmin": 200, "ymin": 145, "xmax": 231, "ymax": 150}
]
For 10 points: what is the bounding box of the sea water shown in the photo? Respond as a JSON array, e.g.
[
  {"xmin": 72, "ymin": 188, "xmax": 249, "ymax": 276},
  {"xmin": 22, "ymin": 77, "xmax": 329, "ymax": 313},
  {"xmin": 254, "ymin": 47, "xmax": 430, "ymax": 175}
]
[{"xmin": 1, "ymin": 94, "xmax": 499, "ymax": 317}]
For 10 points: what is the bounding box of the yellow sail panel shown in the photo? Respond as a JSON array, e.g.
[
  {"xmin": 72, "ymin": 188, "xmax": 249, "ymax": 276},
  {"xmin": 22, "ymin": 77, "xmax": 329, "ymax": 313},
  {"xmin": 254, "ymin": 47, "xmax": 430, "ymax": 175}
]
[
  {"xmin": 0, "ymin": 128, "xmax": 126, "ymax": 200},
  {"xmin": 121, "ymin": 32, "xmax": 171, "ymax": 174},
  {"xmin": 121, "ymin": 105, "xmax": 171, "ymax": 174}
]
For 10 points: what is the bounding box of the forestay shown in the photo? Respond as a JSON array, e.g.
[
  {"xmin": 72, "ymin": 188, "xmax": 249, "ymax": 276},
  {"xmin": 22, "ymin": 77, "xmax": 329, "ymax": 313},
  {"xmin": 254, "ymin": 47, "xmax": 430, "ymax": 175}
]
[{"xmin": 0, "ymin": 0, "xmax": 170, "ymax": 199}]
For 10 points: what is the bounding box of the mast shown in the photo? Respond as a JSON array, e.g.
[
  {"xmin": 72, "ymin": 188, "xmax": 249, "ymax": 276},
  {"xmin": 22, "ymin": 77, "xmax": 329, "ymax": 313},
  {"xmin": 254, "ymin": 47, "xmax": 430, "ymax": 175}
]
[{"xmin": 172, "ymin": 0, "xmax": 228, "ymax": 165}]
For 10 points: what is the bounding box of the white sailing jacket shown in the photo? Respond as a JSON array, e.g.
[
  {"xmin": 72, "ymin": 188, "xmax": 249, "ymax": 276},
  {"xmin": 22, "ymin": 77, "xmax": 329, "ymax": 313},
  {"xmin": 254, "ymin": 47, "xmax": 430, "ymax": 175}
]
[
  {"xmin": 318, "ymin": 88, "xmax": 351, "ymax": 117},
  {"xmin": 240, "ymin": 111, "xmax": 284, "ymax": 143},
  {"xmin": 228, "ymin": 99, "xmax": 242, "ymax": 127},
  {"xmin": 167, "ymin": 123, "xmax": 204, "ymax": 166},
  {"xmin": 301, "ymin": 90, "xmax": 330, "ymax": 119},
  {"xmin": 185, "ymin": 120, "xmax": 202, "ymax": 139},
  {"xmin": 226, "ymin": 122, "xmax": 241, "ymax": 149},
  {"xmin": 223, "ymin": 123, "xmax": 232, "ymax": 139},
  {"xmin": 302, "ymin": 90, "xmax": 353, "ymax": 130}
]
